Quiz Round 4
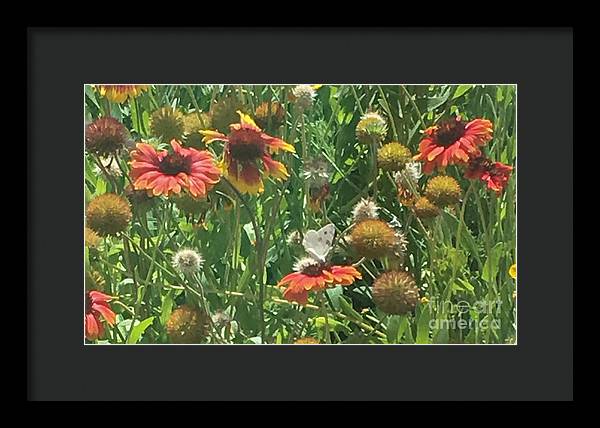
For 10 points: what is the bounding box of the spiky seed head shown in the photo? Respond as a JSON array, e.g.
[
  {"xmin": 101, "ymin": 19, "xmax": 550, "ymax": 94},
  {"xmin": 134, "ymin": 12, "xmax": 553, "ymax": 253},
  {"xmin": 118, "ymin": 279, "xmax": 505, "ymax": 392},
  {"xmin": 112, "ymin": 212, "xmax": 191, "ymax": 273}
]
[
  {"xmin": 356, "ymin": 112, "xmax": 388, "ymax": 145},
  {"xmin": 291, "ymin": 85, "xmax": 316, "ymax": 111},
  {"xmin": 377, "ymin": 142, "xmax": 412, "ymax": 172},
  {"xmin": 172, "ymin": 249, "xmax": 204, "ymax": 275},
  {"xmin": 85, "ymin": 117, "xmax": 130, "ymax": 156},
  {"xmin": 424, "ymin": 175, "xmax": 462, "ymax": 207},
  {"xmin": 166, "ymin": 305, "xmax": 209, "ymax": 344},
  {"xmin": 173, "ymin": 193, "xmax": 210, "ymax": 216},
  {"xmin": 85, "ymin": 270, "xmax": 106, "ymax": 292},
  {"xmin": 351, "ymin": 198, "xmax": 380, "ymax": 223},
  {"xmin": 86, "ymin": 193, "xmax": 132, "ymax": 237},
  {"xmin": 211, "ymin": 310, "xmax": 231, "ymax": 328},
  {"xmin": 210, "ymin": 96, "xmax": 249, "ymax": 134},
  {"xmin": 413, "ymin": 196, "xmax": 440, "ymax": 219},
  {"xmin": 394, "ymin": 162, "xmax": 422, "ymax": 189},
  {"xmin": 150, "ymin": 107, "xmax": 185, "ymax": 142},
  {"xmin": 372, "ymin": 271, "xmax": 420, "ymax": 315},
  {"xmin": 84, "ymin": 227, "xmax": 102, "ymax": 248},
  {"xmin": 183, "ymin": 112, "xmax": 212, "ymax": 149},
  {"xmin": 301, "ymin": 157, "xmax": 331, "ymax": 187},
  {"xmin": 349, "ymin": 219, "xmax": 399, "ymax": 259},
  {"xmin": 124, "ymin": 184, "xmax": 155, "ymax": 214}
]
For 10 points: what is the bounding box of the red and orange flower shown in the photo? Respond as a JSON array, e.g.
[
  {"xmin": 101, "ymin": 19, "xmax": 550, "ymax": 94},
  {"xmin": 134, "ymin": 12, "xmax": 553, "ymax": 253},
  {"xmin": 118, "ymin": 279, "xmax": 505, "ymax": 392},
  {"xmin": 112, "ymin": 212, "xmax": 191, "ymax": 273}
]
[
  {"xmin": 130, "ymin": 140, "xmax": 221, "ymax": 198},
  {"xmin": 465, "ymin": 156, "xmax": 513, "ymax": 194},
  {"xmin": 200, "ymin": 111, "xmax": 295, "ymax": 195},
  {"xmin": 93, "ymin": 85, "xmax": 149, "ymax": 103},
  {"xmin": 278, "ymin": 258, "xmax": 362, "ymax": 305},
  {"xmin": 85, "ymin": 290, "xmax": 116, "ymax": 341},
  {"xmin": 414, "ymin": 116, "xmax": 493, "ymax": 174}
]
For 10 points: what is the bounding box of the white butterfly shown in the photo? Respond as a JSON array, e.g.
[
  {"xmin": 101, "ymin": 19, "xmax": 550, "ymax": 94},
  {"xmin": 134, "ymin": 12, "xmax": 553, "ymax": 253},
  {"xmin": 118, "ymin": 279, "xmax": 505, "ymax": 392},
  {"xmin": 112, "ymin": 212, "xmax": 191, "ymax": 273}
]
[{"xmin": 302, "ymin": 223, "xmax": 336, "ymax": 263}]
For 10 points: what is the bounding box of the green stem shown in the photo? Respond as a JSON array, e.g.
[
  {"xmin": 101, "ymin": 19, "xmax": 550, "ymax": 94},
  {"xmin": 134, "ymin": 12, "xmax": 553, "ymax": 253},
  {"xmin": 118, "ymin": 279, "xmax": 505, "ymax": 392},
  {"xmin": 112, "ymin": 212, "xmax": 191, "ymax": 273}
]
[{"xmin": 319, "ymin": 292, "xmax": 331, "ymax": 344}]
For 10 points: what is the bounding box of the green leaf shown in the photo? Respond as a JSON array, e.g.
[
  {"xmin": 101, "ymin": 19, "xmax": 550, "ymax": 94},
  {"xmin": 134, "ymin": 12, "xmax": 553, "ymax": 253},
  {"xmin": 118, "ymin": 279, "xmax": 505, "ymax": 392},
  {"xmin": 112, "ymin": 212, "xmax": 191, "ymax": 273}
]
[
  {"xmin": 338, "ymin": 296, "xmax": 363, "ymax": 324},
  {"xmin": 314, "ymin": 317, "xmax": 351, "ymax": 333},
  {"xmin": 386, "ymin": 315, "xmax": 408, "ymax": 343},
  {"xmin": 325, "ymin": 286, "xmax": 343, "ymax": 311},
  {"xmin": 95, "ymin": 177, "xmax": 107, "ymax": 195},
  {"xmin": 426, "ymin": 89, "xmax": 451, "ymax": 111},
  {"xmin": 160, "ymin": 291, "xmax": 174, "ymax": 326},
  {"xmin": 453, "ymin": 85, "xmax": 472, "ymax": 99},
  {"xmin": 127, "ymin": 316, "xmax": 155, "ymax": 344},
  {"xmin": 432, "ymin": 316, "xmax": 450, "ymax": 343},
  {"xmin": 482, "ymin": 242, "xmax": 504, "ymax": 283},
  {"xmin": 416, "ymin": 306, "xmax": 432, "ymax": 344}
]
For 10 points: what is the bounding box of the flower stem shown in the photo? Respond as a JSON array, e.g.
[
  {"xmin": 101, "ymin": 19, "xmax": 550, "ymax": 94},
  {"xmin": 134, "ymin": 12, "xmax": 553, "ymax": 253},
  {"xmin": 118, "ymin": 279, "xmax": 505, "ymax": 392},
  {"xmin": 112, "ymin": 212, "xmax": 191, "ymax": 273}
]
[{"xmin": 319, "ymin": 291, "xmax": 331, "ymax": 344}]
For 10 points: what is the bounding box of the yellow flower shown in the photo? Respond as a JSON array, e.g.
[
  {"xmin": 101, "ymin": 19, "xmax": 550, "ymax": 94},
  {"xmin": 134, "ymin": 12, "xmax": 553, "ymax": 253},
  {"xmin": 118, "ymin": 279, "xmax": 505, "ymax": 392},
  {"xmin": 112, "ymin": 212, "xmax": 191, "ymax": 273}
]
[{"xmin": 509, "ymin": 264, "xmax": 517, "ymax": 279}]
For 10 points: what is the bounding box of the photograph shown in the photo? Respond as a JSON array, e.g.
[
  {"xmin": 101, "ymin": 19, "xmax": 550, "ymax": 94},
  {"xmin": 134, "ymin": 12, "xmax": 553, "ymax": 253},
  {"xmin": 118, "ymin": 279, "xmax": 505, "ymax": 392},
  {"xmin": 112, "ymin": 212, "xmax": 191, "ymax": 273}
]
[{"xmin": 84, "ymin": 84, "xmax": 517, "ymax": 345}]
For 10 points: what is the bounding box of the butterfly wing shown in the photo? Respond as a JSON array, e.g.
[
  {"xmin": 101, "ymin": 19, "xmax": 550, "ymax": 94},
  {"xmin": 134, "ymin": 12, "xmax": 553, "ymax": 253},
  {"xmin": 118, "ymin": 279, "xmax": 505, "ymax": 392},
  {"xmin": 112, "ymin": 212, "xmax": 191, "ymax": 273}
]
[{"xmin": 302, "ymin": 224, "xmax": 336, "ymax": 263}]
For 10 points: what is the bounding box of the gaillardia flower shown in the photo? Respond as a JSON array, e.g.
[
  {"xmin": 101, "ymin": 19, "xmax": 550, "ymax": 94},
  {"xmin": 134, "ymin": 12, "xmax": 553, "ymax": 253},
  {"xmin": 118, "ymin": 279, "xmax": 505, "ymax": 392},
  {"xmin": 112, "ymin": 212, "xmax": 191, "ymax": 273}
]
[
  {"xmin": 200, "ymin": 111, "xmax": 295, "ymax": 195},
  {"xmin": 372, "ymin": 271, "xmax": 419, "ymax": 315},
  {"xmin": 413, "ymin": 196, "xmax": 440, "ymax": 219},
  {"xmin": 150, "ymin": 107, "xmax": 185, "ymax": 142},
  {"xmin": 349, "ymin": 219, "xmax": 399, "ymax": 259},
  {"xmin": 356, "ymin": 112, "xmax": 388, "ymax": 145},
  {"xmin": 377, "ymin": 142, "xmax": 412, "ymax": 172},
  {"xmin": 85, "ymin": 290, "xmax": 116, "ymax": 341},
  {"xmin": 172, "ymin": 248, "xmax": 204, "ymax": 275},
  {"xmin": 254, "ymin": 101, "xmax": 286, "ymax": 131},
  {"xmin": 86, "ymin": 193, "xmax": 132, "ymax": 236},
  {"xmin": 278, "ymin": 257, "xmax": 362, "ymax": 305},
  {"xmin": 424, "ymin": 175, "xmax": 462, "ymax": 208},
  {"xmin": 414, "ymin": 115, "xmax": 493, "ymax": 174},
  {"xmin": 166, "ymin": 304, "xmax": 209, "ymax": 344},
  {"xmin": 93, "ymin": 85, "xmax": 149, "ymax": 103},
  {"xmin": 465, "ymin": 156, "xmax": 513, "ymax": 195},
  {"xmin": 85, "ymin": 117, "xmax": 129, "ymax": 156},
  {"xmin": 130, "ymin": 140, "xmax": 221, "ymax": 198}
]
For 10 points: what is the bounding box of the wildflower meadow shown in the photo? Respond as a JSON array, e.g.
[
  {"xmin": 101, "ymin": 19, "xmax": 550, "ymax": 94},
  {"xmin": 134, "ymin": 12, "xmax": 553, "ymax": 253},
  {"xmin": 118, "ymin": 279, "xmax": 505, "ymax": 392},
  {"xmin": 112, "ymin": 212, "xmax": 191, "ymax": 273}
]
[{"xmin": 84, "ymin": 84, "xmax": 516, "ymax": 344}]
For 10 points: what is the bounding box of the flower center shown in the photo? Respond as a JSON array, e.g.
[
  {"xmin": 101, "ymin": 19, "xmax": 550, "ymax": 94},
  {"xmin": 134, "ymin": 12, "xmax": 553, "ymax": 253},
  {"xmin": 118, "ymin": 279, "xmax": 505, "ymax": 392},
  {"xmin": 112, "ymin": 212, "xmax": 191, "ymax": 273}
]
[
  {"xmin": 159, "ymin": 153, "xmax": 192, "ymax": 175},
  {"xmin": 435, "ymin": 117, "xmax": 466, "ymax": 147},
  {"xmin": 302, "ymin": 262, "xmax": 328, "ymax": 277},
  {"xmin": 228, "ymin": 130, "xmax": 265, "ymax": 162},
  {"xmin": 229, "ymin": 143, "xmax": 264, "ymax": 162}
]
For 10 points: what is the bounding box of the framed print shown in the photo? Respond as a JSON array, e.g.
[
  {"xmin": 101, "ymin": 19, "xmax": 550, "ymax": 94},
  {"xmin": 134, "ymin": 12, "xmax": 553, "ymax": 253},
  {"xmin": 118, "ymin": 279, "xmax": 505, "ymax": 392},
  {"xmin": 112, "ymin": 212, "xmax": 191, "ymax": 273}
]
[{"xmin": 28, "ymin": 27, "xmax": 572, "ymax": 401}]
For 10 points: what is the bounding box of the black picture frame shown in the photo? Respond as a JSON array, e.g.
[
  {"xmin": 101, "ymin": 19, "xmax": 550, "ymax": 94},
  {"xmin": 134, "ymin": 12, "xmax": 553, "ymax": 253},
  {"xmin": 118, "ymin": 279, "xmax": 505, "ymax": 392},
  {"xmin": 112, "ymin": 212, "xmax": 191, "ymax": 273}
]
[{"xmin": 27, "ymin": 27, "xmax": 573, "ymax": 401}]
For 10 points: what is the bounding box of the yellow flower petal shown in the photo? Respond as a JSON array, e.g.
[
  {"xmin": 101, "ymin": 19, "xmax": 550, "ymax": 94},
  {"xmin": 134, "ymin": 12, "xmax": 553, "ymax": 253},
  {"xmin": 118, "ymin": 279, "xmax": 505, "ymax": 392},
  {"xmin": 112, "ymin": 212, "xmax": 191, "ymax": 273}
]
[
  {"xmin": 199, "ymin": 129, "xmax": 227, "ymax": 144},
  {"xmin": 237, "ymin": 110, "xmax": 258, "ymax": 128},
  {"xmin": 509, "ymin": 264, "xmax": 516, "ymax": 279}
]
